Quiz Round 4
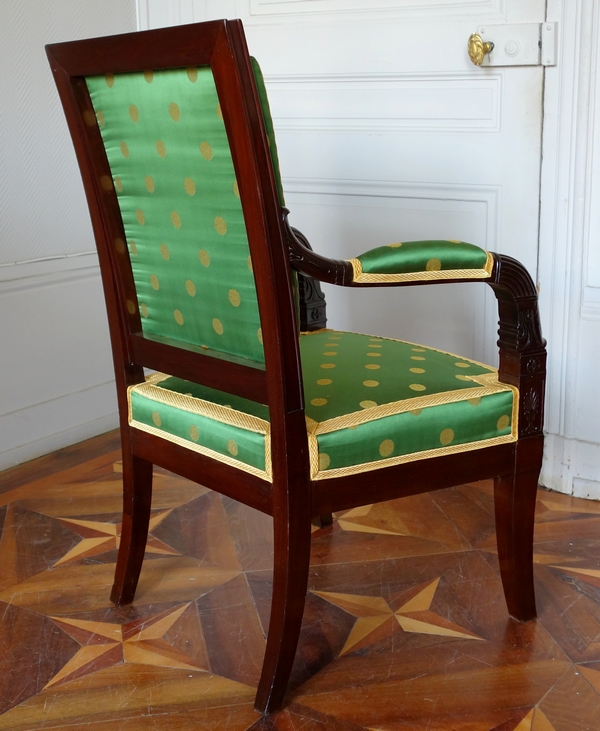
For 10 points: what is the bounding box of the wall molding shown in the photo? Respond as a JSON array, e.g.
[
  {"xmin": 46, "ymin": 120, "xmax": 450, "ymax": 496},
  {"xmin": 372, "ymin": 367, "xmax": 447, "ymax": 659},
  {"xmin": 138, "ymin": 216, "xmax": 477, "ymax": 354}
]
[
  {"xmin": 266, "ymin": 72, "xmax": 501, "ymax": 134},
  {"xmin": 248, "ymin": 0, "xmax": 505, "ymax": 18},
  {"xmin": 542, "ymin": 434, "xmax": 600, "ymax": 500},
  {"xmin": 283, "ymin": 176, "xmax": 500, "ymax": 249},
  {"xmin": 0, "ymin": 382, "xmax": 118, "ymax": 473},
  {"xmin": 537, "ymin": 0, "xmax": 600, "ymax": 494},
  {"xmin": 0, "ymin": 251, "xmax": 99, "ymax": 293},
  {"xmin": 0, "ymin": 254, "xmax": 118, "ymax": 470}
]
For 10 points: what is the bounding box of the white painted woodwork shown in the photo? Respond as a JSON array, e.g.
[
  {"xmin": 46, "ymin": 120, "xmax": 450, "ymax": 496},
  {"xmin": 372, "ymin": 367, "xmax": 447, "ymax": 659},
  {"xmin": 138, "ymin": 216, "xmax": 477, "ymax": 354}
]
[
  {"xmin": 538, "ymin": 0, "xmax": 600, "ymax": 498},
  {"xmin": 142, "ymin": 0, "xmax": 600, "ymax": 497},
  {"xmin": 162, "ymin": 0, "xmax": 545, "ymax": 369}
]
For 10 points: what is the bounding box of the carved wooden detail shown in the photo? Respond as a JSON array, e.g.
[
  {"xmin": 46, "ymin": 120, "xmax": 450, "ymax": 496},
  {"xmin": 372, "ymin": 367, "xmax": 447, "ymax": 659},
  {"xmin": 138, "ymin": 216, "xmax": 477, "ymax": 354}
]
[
  {"xmin": 488, "ymin": 253, "xmax": 547, "ymax": 439},
  {"xmin": 297, "ymin": 272, "xmax": 327, "ymax": 331}
]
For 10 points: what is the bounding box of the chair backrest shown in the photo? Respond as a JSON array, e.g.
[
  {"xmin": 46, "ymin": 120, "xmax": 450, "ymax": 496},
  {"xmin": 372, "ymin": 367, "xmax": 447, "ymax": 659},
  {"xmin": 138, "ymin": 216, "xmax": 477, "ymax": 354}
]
[{"xmin": 46, "ymin": 21, "xmax": 306, "ymax": 439}]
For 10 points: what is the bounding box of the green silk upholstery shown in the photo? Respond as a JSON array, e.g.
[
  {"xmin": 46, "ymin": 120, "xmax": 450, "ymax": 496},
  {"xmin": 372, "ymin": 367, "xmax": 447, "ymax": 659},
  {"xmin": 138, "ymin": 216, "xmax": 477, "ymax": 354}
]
[
  {"xmin": 128, "ymin": 329, "xmax": 516, "ymax": 482},
  {"xmin": 350, "ymin": 240, "xmax": 493, "ymax": 283},
  {"xmin": 129, "ymin": 373, "xmax": 270, "ymax": 480},
  {"xmin": 86, "ymin": 68, "xmax": 265, "ymax": 363},
  {"xmin": 251, "ymin": 58, "xmax": 285, "ymax": 207}
]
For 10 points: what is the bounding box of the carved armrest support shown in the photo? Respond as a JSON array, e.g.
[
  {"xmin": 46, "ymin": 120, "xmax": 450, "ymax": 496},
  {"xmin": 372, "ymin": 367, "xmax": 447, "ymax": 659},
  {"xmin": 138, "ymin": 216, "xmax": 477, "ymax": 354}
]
[
  {"xmin": 285, "ymin": 210, "xmax": 353, "ymax": 286},
  {"xmin": 487, "ymin": 254, "xmax": 547, "ymax": 438}
]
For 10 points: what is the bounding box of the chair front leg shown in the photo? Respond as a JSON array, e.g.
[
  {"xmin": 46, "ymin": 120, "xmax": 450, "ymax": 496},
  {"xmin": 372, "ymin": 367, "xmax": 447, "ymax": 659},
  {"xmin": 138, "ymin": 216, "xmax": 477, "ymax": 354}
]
[
  {"xmin": 110, "ymin": 442, "xmax": 153, "ymax": 606},
  {"xmin": 254, "ymin": 500, "xmax": 312, "ymax": 714},
  {"xmin": 494, "ymin": 435, "xmax": 542, "ymax": 622}
]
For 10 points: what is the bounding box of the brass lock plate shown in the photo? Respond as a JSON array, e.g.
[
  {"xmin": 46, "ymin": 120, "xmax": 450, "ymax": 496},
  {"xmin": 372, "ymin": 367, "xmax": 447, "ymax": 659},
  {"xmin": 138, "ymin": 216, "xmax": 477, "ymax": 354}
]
[{"xmin": 471, "ymin": 23, "xmax": 557, "ymax": 67}]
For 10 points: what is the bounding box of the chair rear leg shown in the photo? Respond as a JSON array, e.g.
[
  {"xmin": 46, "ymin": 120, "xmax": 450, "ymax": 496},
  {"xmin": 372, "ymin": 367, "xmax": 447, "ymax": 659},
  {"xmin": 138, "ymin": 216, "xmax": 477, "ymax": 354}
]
[
  {"xmin": 110, "ymin": 450, "xmax": 153, "ymax": 606},
  {"xmin": 493, "ymin": 436, "xmax": 542, "ymax": 622},
  {"xmin": 254, "ymin": 512, "xmax": 312, "ymax": 714}
]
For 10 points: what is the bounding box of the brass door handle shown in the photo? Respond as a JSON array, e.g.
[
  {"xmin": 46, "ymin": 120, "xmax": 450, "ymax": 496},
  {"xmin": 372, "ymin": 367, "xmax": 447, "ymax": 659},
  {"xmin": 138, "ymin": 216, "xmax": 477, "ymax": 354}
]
[{"xmin": 468, "ymin": 33, "xmax": 494, "ymax": 66}]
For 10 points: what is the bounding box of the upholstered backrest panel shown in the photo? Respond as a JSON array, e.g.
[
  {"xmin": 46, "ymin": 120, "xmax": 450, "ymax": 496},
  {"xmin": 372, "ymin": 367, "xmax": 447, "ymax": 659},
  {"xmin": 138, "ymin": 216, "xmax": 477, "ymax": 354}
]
[{"xmin": 86, "ymin": 67, "xmax": 265, "ymax": 364}]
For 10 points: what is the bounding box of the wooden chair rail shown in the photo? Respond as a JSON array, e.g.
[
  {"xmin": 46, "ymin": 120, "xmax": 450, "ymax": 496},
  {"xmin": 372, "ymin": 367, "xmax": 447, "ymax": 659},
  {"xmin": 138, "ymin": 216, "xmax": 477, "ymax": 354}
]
[{"xmin": 129, "ymin": 334, "xmax": 268, "ymax": 404}]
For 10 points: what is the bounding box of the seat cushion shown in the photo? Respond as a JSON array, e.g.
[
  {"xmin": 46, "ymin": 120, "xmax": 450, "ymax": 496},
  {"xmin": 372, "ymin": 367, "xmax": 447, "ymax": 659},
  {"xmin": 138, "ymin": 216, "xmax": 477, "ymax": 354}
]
[
  {"xmin": 300, "ymin": 330, "xmax": 516, "ymax": 479},
  {"xmin": 128, "ymin": 330, "xmax": 517, "ymax": 482},
  {"xmin": 128, "ymin": 373, "xmax": 271, "ymax": 480}
]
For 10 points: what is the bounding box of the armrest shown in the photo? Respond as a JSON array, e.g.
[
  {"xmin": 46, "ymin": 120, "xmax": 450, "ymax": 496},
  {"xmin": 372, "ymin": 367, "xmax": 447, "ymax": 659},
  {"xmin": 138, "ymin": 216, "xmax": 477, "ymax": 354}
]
[
  {"xmin": 285, "ymin": 210, "xmax": 492, "ymax": 286},
  {"xmin": 348, "ymin": 240, "xmax": 493, "ymax": 283}
]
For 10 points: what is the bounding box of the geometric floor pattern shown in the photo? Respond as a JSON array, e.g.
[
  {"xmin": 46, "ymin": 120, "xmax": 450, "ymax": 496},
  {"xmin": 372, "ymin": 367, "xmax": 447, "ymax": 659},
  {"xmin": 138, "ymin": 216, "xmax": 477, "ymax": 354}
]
[{"xmin": 1, "ymin": 433, "xmax": 600, "ymax": 730}]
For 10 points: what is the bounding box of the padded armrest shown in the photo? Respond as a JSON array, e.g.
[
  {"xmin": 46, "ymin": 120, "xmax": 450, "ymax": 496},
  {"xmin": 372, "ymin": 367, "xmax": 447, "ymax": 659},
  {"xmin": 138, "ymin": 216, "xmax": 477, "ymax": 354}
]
[{"xmin": 348, "ymin": 240, "xmax": 494, "ymax": 284}]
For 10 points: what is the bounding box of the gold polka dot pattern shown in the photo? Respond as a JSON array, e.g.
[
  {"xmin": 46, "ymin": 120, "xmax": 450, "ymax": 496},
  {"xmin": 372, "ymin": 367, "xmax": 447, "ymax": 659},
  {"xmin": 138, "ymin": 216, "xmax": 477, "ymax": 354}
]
[
  {"xmin": 360, "ymin": 400, "xmax": 378, "ymax": 409},
  {"xmin": 440, "ymin": 428, "xmax": 454, "ymax": 445},
  {"xmin": 379, "ymin": 439, "xmax": 394, "ymax": 457},
  {"xmin": 319, "ymin": 453, "xmax": 331, "ymax": 470},
  {"xmin": 299, "ymin": 330, "xmax": 515, "ymax": 474},
  {"xmin": 200, "ymin": 142, "xmax": 213, "ymax": 160},
  {"xmin": 85, "ymin": 66, "xmax": 274, "ymax": 366}
]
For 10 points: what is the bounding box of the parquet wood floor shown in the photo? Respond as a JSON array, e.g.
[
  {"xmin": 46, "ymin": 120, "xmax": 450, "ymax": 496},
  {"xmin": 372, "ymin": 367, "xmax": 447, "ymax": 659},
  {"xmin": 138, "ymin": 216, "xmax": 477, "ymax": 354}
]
[{"xmin": 1, "ymin": 433, "xmax": 600, "ymax": 730}]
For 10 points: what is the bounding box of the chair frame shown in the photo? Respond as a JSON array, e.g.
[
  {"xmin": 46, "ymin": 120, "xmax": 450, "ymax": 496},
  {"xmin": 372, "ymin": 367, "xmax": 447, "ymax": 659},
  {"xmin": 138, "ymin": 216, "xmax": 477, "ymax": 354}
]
[{"xmin": 47, "ymin": 19, "xmax": 546, "ymax": 715}]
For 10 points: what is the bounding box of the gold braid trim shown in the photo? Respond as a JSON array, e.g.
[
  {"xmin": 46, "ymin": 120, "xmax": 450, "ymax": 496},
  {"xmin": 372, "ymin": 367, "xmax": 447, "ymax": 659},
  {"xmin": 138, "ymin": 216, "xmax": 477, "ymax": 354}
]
[
  {"xmin": 264, "ymin": 430, "xmax": 272, "ymax": 480},
  {"xmin": 348, "ymin": 251, "xmax": 493, "ymax": 284},
  {"xmin": 315, "ymin": 380, "xmax": 517, "ymax": 435},
  {"xmin": 129, "ymin": 419, "xmax": 271, "ymax": 482},
  {"xmin": 307, "ymin": 429, "xmax": 321, "ymax": 480},
  {"xmin": 314, "ymin": 432, "xmax": 517, "ymax": 481},
  {"xmin": 129, "ymin": 375, "xmax": 269, "ymax": 435}
]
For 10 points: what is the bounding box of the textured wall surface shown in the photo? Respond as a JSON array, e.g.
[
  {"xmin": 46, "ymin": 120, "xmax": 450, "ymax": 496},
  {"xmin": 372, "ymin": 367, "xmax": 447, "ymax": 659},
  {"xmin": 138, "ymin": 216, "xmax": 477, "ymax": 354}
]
[
  {"xmin": 0, "ymin": 0, "xmax": 137, "ymax": 265},
  {"xmin": 0, "ymin": 1, "xmax": 137, "ymax": 470}
]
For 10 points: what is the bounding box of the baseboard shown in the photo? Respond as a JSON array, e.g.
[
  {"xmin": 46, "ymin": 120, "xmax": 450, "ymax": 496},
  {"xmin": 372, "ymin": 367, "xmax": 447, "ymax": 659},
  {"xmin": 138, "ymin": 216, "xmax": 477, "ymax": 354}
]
[
  {"xmin": 541, "ymin": 433, "xmax": 600, "ymax": 500},
  {"xmin": 0, "ymin": 381, "xmax": 119, "ymax": 472}
]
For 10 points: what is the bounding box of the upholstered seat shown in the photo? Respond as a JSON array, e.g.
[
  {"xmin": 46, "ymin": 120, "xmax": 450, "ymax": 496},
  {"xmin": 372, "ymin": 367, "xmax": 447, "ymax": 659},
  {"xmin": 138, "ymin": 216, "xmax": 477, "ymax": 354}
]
[{"xmin": 130, "ymin": 328, "xmax": 516, "ymax": 483}]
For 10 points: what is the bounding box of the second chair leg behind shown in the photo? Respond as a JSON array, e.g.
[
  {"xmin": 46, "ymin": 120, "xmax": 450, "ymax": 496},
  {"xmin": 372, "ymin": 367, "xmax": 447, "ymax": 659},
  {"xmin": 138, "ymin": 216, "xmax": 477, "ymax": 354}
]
[{"xmin": 110, "ymin": 448, "xmax": 154, "ymax": 606}]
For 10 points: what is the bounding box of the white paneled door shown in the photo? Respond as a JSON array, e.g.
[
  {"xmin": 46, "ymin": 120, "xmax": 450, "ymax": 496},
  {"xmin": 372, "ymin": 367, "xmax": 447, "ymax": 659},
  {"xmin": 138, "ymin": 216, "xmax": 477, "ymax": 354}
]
[{"xmin": 144, "ymin": 0, "xmax": 547, "ymax": 363}]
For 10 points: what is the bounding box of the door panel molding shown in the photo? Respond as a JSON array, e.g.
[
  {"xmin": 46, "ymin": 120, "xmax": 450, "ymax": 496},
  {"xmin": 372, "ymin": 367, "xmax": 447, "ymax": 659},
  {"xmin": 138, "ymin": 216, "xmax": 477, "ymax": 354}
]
[
  {"xmin": 248, "ymin": 0, "xmax": 505, "ymax": 18},
  {"xmin": 266, "ymin": 73, "xmax": 501, "ymax": 133}
]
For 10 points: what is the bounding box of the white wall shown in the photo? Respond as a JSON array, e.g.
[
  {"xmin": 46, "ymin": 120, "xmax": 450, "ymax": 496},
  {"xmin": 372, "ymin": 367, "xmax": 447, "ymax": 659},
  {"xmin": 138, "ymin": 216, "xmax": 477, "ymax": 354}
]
[
  {"xmin": 0, "ymin": 1, "xmax": 137, "ymax": 470},
  {"xmin": 539, "ymin": 0, "xmax": 600, "ymax": 498}
]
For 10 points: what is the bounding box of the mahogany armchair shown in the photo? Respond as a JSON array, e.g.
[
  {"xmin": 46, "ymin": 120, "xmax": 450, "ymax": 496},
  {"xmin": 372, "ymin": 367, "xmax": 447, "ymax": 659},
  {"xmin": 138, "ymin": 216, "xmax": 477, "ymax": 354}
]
[{"xmin": 46, "ymin": 19, "xmax": 546, "ymax": 715}]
